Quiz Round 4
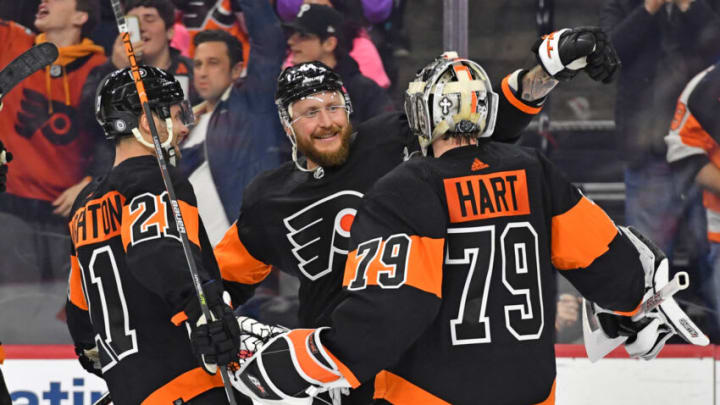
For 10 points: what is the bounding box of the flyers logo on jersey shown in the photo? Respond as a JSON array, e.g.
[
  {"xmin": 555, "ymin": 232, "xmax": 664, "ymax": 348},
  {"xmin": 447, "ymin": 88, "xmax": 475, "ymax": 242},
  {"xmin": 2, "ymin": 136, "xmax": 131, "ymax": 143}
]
[
  {"xmin": 283, "ymin": 191, "xmax": 363, "ymax": 280},
  {"xmin": 444, "ymin": 169, "xmax": 530, "ymax": 223}
]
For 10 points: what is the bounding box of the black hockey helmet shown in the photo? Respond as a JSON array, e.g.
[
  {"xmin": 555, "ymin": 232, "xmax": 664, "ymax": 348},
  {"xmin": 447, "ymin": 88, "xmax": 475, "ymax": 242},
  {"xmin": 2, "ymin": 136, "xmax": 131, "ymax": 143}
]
[
  {"xmin": 95, "ymin": 66, "xmax": 190, "ymax": 140},
  {"xmin": 275, "ymin": 61, "xmax": 352, "ymax": 125}
]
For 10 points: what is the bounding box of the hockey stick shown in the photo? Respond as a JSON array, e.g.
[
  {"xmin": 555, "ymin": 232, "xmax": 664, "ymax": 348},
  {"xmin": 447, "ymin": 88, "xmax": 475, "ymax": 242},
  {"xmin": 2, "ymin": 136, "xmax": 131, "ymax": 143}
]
[
  {"xmin": 92, "ymin": 392, "xmax": 112, "ymax": 405},
  {"xmin": 0, "ymin": 43, "xmax": 58, "ymax": 165},
  {"xmin": 0, "ymin": 42, "xmax": 58, "ymax": 104},
  {"xmin": 108, "ymin": 1, "xmax": 237, "ymax": 403}
]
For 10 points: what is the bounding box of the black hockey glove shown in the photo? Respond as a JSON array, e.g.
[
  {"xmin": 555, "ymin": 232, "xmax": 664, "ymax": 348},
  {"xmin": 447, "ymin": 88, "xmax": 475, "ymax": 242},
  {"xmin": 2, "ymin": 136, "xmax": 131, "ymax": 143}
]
[
  {"xmin": 583, "ymin": 29, "xmax": 620, "ymax": 84},
  {"xmin": 75, "ymin": 344, "xmax": 102, "ymax": 378},
  {"xmin": 532, "ymin": 26, "xmax": 614, "ymax": 82},
  {"xmin": 0, "ymin": 140, "xmax": 13, "ymax": 193},
  {"xmin": 183, "ymin": 281, "xmax": 241, "ymax": 375}
]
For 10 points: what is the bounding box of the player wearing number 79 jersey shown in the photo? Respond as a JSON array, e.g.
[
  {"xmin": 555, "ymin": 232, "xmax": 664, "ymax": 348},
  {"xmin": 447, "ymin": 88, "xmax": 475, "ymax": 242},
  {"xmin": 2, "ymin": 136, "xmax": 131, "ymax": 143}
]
[{"xmin": 231, "ymin": 55, "xmax": 695, "ymax": 404}]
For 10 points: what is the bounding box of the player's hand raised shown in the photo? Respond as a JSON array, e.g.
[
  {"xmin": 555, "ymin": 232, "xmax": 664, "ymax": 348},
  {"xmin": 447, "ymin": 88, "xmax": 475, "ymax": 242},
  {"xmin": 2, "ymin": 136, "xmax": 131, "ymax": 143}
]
[{"xmin": 533, "ymin": 27, "xmax": 619, "ymax": 83}]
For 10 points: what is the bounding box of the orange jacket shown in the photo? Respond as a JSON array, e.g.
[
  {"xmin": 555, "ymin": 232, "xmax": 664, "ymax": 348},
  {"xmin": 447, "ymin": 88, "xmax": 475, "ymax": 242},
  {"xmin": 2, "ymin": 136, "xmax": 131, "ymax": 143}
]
[{"xmin": 0, "ymin": 20, "xmax": 106, "ymax": 202}]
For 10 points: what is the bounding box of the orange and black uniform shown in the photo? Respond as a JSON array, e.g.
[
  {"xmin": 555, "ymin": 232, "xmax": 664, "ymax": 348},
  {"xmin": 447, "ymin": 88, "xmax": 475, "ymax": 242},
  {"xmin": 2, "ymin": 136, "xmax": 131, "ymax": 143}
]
[
  {"xmin": 66, "ymin": 156, "xmax": 226, "ymax": 404},
  {"xmin": 0, "ymin": 20, "xmax": 106, "ymax": 203},
  {"xmin": 316, "ymin": 142, "xmax": 646, "ymax": 404},
  {"xmin": 214, "ymin": 74, "xmax": 541, "ymax": 330}
]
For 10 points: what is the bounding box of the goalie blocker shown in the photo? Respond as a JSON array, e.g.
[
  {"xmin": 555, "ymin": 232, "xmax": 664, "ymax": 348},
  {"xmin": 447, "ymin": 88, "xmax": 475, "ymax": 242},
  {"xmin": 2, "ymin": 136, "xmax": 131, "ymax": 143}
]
[{"xmin": 582, "ymin": 226, "xmax": 709, "ymax": 362}]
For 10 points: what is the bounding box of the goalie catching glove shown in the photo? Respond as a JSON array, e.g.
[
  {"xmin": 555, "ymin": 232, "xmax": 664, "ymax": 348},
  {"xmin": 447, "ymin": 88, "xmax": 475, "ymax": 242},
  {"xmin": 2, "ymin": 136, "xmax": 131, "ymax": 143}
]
[
  {"xmin": 229, "ymin": 328, "xmax": 351, "ymax": 405},
  {"xmin": 533, "ymin": 26, "xmax": 619, "ymax": 83},
  {"xmin": 180, "ymin": 280, "xmax": 241, "ymax": 374},
  {"xmin": 583, "ymin": 226, "xmax": 709, "ymax": 361}
]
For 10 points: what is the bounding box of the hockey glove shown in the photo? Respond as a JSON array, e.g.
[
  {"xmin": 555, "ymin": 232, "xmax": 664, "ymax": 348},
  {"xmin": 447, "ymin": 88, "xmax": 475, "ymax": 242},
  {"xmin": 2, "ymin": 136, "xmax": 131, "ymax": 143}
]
[
  {"xmin": 75, "ymin": 344, "xmax": 102, "ymax": 377},
  {"xmin": 182, "ymin": 280, "xmax": 241, "ymax": 374},
  {"xmin": 532, "ymin": 26, "xmax": 612, "ymax": 82},
  {"xmin": 583, "ymin": 227, "xmax": 708, "ymax": 361},
  {"xmin": 229, "ymin": 328, "xmax": 350, "ymax": 405},
  {"xmin": 236, "ymin": 315, "xmax": 289, "ymax": 362},
  {"xmin": 0, "ymin": 140, "xmax": 12, "ymax": 193},
  {"xmin": 583, "ymin": 29, "xmax": 620, "ymax": 83}
]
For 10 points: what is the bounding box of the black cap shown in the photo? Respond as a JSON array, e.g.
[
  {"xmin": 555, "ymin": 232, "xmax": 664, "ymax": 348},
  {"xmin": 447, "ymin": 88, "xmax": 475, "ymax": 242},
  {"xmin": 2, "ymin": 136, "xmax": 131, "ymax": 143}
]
[{"xmin": 283, "ymin": 4, "xmax": 343, "ymax": 40}]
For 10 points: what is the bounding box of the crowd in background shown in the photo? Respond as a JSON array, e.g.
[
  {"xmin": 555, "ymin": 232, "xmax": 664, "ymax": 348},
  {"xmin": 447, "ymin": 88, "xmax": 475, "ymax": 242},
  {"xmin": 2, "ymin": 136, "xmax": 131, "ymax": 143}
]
[{"xmin": 0, "ymin": 0, "xmax": 719, "ymax": 346}]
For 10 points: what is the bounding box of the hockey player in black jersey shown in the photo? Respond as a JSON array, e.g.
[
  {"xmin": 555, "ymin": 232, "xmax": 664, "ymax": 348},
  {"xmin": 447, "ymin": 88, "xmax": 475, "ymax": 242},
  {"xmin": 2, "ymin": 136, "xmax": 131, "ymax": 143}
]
[
  {"xmin": 230, "ymin": 49, "xmax": 708, "ymax": 405},
  {"xmin": 216, "ymin": 26, "xmax": 619, "ymax": 326},
  {"xmin": 65, "ymin": 66, "xmax": 242, "ymax": 405}
]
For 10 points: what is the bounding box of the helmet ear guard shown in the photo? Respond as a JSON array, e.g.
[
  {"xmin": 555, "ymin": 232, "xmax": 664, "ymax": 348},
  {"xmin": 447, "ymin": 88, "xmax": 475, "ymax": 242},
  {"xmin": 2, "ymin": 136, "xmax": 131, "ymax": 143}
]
[{"xmin": 405, "ymin": 52, "xmax": 499, "ymax": 155}]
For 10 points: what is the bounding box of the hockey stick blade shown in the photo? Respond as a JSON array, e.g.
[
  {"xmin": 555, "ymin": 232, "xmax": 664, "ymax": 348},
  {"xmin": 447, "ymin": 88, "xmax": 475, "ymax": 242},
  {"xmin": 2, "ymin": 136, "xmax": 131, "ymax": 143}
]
[
  {"xmin": 582, "ymin": 271, "xmax": 691, "ymax": 362},
  {"xmin": 0, "ymin": 43, "xmax": 58, "ymax": 102}
]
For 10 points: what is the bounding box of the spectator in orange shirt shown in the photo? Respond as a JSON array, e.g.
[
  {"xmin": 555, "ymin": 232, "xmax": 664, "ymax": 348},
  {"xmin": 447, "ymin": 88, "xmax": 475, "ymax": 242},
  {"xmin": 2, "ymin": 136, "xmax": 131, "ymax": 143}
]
[{"xmin": 0, "ymin": 0, "xmax": 106, "ymax": 284}]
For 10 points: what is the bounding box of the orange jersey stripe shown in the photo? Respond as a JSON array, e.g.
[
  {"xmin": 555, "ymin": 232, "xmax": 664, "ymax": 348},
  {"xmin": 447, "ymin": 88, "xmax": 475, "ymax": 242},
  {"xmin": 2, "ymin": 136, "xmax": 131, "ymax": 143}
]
[
  {"xmin": 501, "ymin": 75, "xmax": 542, "ymax": 115},
  {"xmin": 676, "ymin": 111, "xmax": 720, "ymax": 166},
  {"xmin": 343, "ymin": 236, "xmax": 445, "ymax": 298},
  {"xmin": 708, "ymin": 231, "xmax": 720, "ymax": 243},
  {"xmin": 68, "ymin": 255, "xmax": 88, "ymax": 310},
  {"xmin": 373, "ymin": 371, "xmax": 451, "ymax": 405},
  {"xmin": 215, "ymin": 224, "xmax": 272, "ymax": 285},
  {"xmin": 551, "ymin": 197, "xmax": 618, "ymax": 270},
  {"xmin": 444, "ymin": 169, "xmax": 531, "ymax": 223},
  {"xmin": 69, "ymin": 191, "xmax": 125, "ymax": 248},
  {"xmin": 171, "ymin": 311, "xmax": 189, "ymax": 326},
  {"xmin": 533, "ymin": 379, "xmax": 556, "ymax": 405},
  {"xmin": 325, "ymin": 348, "xmax": 361, "ymax": 388},
  {"xmin": 141, "ymin": 367, "xmax": 223, "ymax": 405},
  {"xmin": 287, "ymin": 329, "xmax": 341, "ymax": 384},
  {"xmin": 703, "ymin": 190, "xmax": 720, "ymax": 212},
  {"xmin": 0, "ymin": 344, "xmax": 5, "ymax": 365}
]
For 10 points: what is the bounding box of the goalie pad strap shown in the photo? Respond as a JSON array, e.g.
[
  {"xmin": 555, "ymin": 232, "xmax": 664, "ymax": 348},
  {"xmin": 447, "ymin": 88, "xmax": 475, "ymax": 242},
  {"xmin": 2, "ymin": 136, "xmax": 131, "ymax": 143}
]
[{"xmin": 538, "ymin": 29, "xmax": 570, "ymax": 76}]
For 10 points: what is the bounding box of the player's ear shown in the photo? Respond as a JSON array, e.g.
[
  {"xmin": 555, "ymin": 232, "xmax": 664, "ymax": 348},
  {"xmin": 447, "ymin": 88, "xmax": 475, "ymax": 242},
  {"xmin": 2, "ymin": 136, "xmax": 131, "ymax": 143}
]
[{"xmin": 138, "ymin": 113, "xmax": 152, "ymax": 136}]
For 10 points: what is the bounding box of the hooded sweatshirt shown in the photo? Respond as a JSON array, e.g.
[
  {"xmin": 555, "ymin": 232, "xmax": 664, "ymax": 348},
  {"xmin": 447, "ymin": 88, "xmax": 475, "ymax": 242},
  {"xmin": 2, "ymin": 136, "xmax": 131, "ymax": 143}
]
[{"xmin": 0, "ymin": 20, "xmax": 106, "ymax": 202}]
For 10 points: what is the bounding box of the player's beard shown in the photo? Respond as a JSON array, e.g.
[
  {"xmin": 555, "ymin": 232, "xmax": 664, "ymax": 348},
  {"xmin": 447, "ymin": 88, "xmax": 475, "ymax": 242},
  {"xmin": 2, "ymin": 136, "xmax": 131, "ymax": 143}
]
[{"xmin": 297, "ymin": 123, "xmax": 353, "ymax": 168}]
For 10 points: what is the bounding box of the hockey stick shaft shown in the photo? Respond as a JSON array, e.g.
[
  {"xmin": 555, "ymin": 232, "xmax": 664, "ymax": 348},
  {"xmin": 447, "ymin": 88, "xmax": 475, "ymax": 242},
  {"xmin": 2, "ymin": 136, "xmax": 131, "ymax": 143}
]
[
  {"xmin": 632, "ymin": 271, "xmax": 688, "ymax": 321},
  {"xmin": 109, "ymin": 2, "xmax": 237, "ymax": 403}
]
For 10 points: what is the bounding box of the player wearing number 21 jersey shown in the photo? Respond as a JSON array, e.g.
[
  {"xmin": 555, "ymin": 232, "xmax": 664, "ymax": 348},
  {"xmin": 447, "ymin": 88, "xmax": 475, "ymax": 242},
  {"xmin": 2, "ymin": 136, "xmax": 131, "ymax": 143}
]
[
  {"xmin": 231, "ymin": 54, "xmax": 651, "ymax": 404},
  {"xmin": 65, "ymin": 67, "xmax": 239, "ymax": 405}
]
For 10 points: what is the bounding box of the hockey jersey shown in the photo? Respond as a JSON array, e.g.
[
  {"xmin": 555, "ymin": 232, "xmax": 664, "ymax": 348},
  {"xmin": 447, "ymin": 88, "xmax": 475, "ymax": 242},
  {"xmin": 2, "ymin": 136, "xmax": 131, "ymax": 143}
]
[
  {"xmin": 0, "ymin": 20, "xmax": 106, "ymax": 202},
  {"xmin": 215, "ymin": 75, "xmax": 542, "ymax": 328},
  {"xmin": 320, "ymin": 142, "xmax": 646, "ymax": 404},
  {"xmin": 66, "ymin": 156, "xmax": 223, "ymax": 405},
  {"xmin": 665, "ymin": 62, "xmax": 720, "ymax": 241}
]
